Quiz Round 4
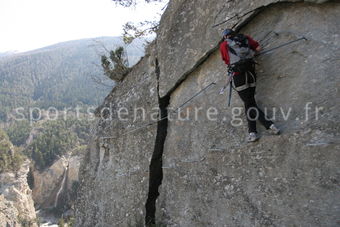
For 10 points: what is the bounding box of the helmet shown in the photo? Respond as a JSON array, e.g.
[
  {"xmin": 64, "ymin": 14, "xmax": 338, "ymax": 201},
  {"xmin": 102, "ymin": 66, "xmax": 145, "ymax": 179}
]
[{"xmin": 222, "ymin": 29, "xmax": 234, "ymax": 37}]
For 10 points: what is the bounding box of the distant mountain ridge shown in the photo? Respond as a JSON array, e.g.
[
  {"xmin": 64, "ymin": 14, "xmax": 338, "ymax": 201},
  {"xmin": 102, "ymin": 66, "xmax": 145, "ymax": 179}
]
[
  {"xmin": 0, "ymin": 51, "xmax": 19, "ymax": 57},
  {"xmin": 0, "ymin": 37, "xmax": 145, "ymax": 121}
]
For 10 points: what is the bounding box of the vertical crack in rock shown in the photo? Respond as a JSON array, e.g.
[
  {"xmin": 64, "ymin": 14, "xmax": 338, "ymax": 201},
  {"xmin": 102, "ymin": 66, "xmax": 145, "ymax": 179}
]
[{"xmin": 145, "ymin": 59, "xmax": 170, "ymax": 225}]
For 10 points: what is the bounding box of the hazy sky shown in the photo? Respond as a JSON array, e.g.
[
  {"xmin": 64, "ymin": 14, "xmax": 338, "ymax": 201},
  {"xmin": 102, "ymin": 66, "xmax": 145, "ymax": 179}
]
[{"xmin": 0, "ymin": 0, "xmax": 165, "ymax": 52}]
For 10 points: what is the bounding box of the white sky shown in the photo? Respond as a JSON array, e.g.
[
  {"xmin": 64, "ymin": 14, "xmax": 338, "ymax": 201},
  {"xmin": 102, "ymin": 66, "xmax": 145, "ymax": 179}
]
[{"xmin": 0, "ymin": 0, "xmax": 165, "ymax": 52}]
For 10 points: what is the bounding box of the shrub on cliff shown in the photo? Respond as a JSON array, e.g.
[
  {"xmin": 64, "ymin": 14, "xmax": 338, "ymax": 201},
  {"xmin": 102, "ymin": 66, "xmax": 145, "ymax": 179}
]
[
  {"xmin": 5, "ymin": 120, "xmax": 31, "ymax": 147},
  {"xmin": 101, "ymin": 46, "xmax": 131, "ymax": 82},
  {"xmin": 0, "ymin": 129, "xmax": 24, "ymax": 173}
]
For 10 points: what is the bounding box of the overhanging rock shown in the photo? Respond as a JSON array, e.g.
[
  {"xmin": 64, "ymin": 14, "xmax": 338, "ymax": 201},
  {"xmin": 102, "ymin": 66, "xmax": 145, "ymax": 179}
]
[{"xmin": 156, "ymin": 0, "xmax": 334, "ymax": 97}]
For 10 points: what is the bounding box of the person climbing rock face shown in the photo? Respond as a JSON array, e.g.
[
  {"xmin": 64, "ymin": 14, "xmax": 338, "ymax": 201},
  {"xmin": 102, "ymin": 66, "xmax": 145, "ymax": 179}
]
[{"xmin": 219, "ymin": 28, "xmax": 280, "ymax": 142}]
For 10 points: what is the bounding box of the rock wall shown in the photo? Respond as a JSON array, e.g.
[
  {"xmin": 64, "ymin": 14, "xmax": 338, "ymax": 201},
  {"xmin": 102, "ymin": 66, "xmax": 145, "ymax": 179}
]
[
  {"xmin": 157, "ymin": 0, "xmax": 332, "ymax": 97},
  {"xmin": 76, "ymin": 53, "xmax": 159, "ymax": 226},
  {"xmin": 32, "ymin": 154, "xmax": 81, "ymax": 210},
  {"xmin": 75, "ymin": 0, "xmax": 340, "ymax": 226},
  {"xmin": 0, "ymin": 160, "xmax": 38, "ymax": 227}
]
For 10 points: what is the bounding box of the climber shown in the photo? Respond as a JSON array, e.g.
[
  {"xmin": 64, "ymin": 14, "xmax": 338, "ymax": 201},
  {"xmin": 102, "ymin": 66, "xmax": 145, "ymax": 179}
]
[{"xmin": 219, "ymin": 28, "xmax": 280, "ymax": 142}]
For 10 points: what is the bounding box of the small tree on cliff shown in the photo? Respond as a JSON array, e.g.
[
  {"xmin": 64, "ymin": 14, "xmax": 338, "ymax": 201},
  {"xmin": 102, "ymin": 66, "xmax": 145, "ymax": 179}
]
[
  {"xmin": 101, "ymin": 46, "xmax": 131, "ymax": 82},
  {"xmin": 112, "ymin": 0, "xmax": 168, "ymax": 44},
  {"xmin": 96, "ymin": 0, "xmax": 167, "ymax": 84}
]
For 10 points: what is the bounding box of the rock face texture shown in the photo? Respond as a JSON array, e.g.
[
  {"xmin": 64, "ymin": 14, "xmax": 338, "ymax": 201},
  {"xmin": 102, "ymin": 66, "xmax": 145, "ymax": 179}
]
[
  {"xmin": 75, "ymin": 0, "xmax": 340, "ymax": 226},
  {"xmin": 0, "ymin": 160, "xmax": 38, "ymax": 227},
  {"xmin": 76, "ymin": 54, "xmax": 159, "ymax": 226},
  {"xmin": 32, "ymin": 154, "xmax": 81, "ymax": 210}
]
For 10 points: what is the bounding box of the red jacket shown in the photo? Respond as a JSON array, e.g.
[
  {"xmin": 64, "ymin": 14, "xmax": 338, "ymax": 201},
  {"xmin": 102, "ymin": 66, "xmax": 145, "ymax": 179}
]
[{"xmin": 220, "ymin": 35, "xmax": 259, "ymax": 65}]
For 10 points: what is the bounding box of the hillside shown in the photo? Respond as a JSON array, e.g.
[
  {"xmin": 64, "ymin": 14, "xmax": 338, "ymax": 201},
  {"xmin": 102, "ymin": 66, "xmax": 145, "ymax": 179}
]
[
  {"xmin": 0, "ymin": 51, "xmax": 19, "ymax": 58},
  {"xmin": 0, "ymin": 37, "xmax": 145, "ymax": 121},
  {"xmin": 0, "ymin": 36, "xmax": 146, "ymax": 225}
]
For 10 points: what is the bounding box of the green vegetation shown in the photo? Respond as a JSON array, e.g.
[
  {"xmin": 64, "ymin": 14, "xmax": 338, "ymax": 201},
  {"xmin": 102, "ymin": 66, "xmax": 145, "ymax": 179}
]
[
  {"xmin": 0, "ymin": 128, "xmax": 24, "ymax": 173},
  {"xmin": 0, "ymin": 37, "xmax": 144, "ymax": 122},
  {"xmin": 5, "ymin": 120, "xmax": 31, "ymax": 146},
  {"xmin": 112, "ymin": 0, "xmax": 166, "ymax": 44},
  {"xmin": 18, "ymin": 216, "xmax": 38, "ymax": 227},
  {"xmin": 58, "ymin": 217, "xmax": 74, "ymax": 227},
  {"xmin": 70, "ymin": 144, "xmax": 88, "ymax": 156},
  {"xmin": 27, "ymin": 166, "xmax": 35, "ymax": 189},
  {"xmin": 25, "ymin": 118, "xmax": 91, "ymax": 170},
  {"xmin": 28, "ymin": 123, "xmax": 75, "ymax": 170},
  {"xmin": 58, "ymin": 218, "xmax": 65, "ymax": 227},
  {"xmin": 101, "ymin": 46, "xmax": 131, "ymax": 82},
  {"xmin": 123, "ymin": 20, "xmax": 159, "ymax": 44},
  {"xmin": 0, "ymin": 37, "xmax": 146, "ymax": 222},
  {"xmin": 0, "ymin": 41, "xmax": 109, "ymax": 118}
]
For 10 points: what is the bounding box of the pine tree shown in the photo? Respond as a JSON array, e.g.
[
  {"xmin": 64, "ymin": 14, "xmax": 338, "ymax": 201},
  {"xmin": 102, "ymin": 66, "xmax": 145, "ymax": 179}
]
[{"xmin": 101, "ymin": 46, "xmax": 131, "ymax": 82}]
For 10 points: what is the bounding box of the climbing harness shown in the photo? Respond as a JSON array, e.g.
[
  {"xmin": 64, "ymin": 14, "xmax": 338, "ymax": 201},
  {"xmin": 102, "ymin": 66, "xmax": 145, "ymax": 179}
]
[
  {"xmin": 219, "ymin": 69, "xmax": 234, "ymax": 94},
  {"xmin": 219, "ymin": 69, "xmax": 235, "ymax": 107}
]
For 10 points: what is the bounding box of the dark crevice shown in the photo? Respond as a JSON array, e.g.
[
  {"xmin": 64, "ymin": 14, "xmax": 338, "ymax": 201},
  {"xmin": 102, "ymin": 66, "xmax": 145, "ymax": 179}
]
[{"xmin": 145, "ymin": 58, "xmax": 170, "ymax": 225}]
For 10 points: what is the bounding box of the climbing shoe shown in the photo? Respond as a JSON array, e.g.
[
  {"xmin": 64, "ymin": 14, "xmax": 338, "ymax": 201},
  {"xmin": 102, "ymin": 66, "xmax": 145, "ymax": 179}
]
[
  {"xmin": 268, "ymin": 124, "xmax": 280, "ymax": 135},
  {"xmin": 247, "ymin": 132, "xmax": 258, "ymax": 142}
]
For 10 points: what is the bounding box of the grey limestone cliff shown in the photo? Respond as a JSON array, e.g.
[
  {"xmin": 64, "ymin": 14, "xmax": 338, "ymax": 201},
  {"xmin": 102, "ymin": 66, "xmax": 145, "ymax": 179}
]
[
  {"xmin": 0, "ymin": 160, "xmax": 38, "ymax": 227},
  {"xmin": 75, "ymin": 0, "xmax": 340, "ymax": 226}
]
